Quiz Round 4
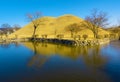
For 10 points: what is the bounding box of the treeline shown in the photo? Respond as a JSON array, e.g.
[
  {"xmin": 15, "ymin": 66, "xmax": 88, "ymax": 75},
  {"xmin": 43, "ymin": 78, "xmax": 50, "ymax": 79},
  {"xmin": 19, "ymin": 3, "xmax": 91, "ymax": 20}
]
[
  {"xmin": 105, "ymin": 25, "xmax": 120, "ymax": 39},
  {"xmin": 0, "ymin": 23, "xmax": 21, "ymax": 36}
]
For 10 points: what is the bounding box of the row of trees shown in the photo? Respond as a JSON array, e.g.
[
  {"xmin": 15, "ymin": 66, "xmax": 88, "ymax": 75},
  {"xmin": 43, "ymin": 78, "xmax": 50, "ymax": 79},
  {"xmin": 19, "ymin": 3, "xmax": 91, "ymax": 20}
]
[
  {"xmin": 106, "ymin": 25, "xmax": 120, "ymax": 40},
  {"xmin": 27, "ymin": 9, "xmax": 109, "ymax": 40},
  {"xmin": 66, "ymin": 9, "xmax": 109, "ymax": 39},
  {"xmin": 0, "ymin": 24, "xmax": 21, "ymax": 37},
  {"xmin": 0, "ymin": 23, "xmax": 21, "ymax": 29}
]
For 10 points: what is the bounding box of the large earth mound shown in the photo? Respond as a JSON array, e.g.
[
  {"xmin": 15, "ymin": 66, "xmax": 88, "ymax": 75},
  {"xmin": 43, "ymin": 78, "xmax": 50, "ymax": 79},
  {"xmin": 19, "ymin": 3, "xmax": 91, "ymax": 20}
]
[{"xmin": 9, "ymin": 14, "xmax": 110, "ymax": 40}]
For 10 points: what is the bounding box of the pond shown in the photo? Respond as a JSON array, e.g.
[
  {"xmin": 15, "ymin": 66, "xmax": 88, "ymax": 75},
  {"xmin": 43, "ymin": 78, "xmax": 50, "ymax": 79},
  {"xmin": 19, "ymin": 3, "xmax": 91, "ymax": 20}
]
[{"xmin": 0, "ymin": 41, "xmax": 120, "ymax": 82}]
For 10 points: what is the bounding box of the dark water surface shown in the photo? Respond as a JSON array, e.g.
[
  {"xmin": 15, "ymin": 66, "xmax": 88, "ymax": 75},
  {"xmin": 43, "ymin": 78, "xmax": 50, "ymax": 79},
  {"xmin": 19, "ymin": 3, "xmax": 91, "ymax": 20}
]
[{"xmin": 0, "ymin": 41, "xmax": 120, "ymax": 82}]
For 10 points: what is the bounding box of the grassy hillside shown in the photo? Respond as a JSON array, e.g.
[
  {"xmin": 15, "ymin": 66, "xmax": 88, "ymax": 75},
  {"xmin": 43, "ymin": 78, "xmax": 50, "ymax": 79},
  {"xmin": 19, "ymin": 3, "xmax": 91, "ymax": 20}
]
[{"xmin": 9, "ymin": 15, "xmax": 110, "ymax": 40}]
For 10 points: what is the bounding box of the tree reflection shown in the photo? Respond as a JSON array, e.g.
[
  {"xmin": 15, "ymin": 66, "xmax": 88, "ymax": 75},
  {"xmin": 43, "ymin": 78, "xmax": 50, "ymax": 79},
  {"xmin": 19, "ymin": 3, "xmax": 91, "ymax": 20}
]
[
  {"xmin": 14, "ymin": 42, "xmax": 20, "ymax": 47},
  {"xmin": 0, "ymin": 42, "xmax": 11, "ymax": 48},
  {"xmin": 0, "ymin": 42, "xmax": 20, "ymax": 48},
  {"xmin": 82, "ymin": 45, "xmax": 108, "ymax": 68},
  {"xmin": 28, "ymin": 42, "xmax": 49, "ymax": 68},
  {"xmin": 23, "ymin": 42, "xmax": 108, "ymax": 68}
]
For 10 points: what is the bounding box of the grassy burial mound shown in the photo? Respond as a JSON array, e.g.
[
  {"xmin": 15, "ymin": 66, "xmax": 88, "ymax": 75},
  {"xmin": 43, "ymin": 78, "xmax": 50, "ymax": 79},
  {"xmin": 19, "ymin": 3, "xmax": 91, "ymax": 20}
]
[{"xmin": 9, "ymin": 15, "xmax": 110, "ymax": 40}]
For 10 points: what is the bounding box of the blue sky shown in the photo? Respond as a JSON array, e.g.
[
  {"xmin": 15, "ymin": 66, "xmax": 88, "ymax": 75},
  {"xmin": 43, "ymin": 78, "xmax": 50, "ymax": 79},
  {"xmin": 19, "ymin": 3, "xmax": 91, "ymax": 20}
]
[{"xmin": 0, "ymin": 0, "xmax": 120, "ymax": 27}]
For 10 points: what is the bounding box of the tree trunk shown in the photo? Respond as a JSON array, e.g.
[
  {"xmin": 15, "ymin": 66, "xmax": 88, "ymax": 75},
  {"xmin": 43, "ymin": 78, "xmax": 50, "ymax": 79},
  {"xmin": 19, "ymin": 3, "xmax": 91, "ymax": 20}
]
[
  {"xmin": 96, "ymin": 28, "xmax": 99, "ymax": 39},
  {"xmin": 33, "ymin": 26, "xmax": 37, "ymax": 40},
  {"xmin": 93, "ymin": 31, "xmax": 97, "ymax": 39},
  {"xmin": 93, "ymin": 30, "xmax": 98, "ymax": 39},
  {"xmin": 95, "ymin": 33, "xmax": 98, "ymax": 39},
  {"xmin": 71, "ymin": 31, "xmax": 73, "ymax": 38}
]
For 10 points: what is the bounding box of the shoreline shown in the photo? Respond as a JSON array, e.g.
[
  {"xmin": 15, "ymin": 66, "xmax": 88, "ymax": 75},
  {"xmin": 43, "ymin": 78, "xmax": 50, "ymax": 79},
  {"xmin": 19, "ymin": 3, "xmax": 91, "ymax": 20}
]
[{"xmin": 0, "ymin": 38, "xmax": 112, "ymax": 46}]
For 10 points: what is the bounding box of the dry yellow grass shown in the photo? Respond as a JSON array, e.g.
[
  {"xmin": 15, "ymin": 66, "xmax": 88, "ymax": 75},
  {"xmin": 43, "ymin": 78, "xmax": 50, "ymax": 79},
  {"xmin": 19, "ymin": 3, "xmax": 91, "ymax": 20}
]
[{"xmin": 9, "ymin": 14, "xmax": 110, "ymax": 39}]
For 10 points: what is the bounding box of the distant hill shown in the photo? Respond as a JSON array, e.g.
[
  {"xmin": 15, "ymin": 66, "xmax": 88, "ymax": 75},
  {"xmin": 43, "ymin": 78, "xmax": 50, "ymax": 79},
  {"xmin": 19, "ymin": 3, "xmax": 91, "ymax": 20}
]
[
  {"xmin": 0, "ymin": 27, "xmax": 20, "ymax": 35},
  {"xmin": 9, "ymin": 15, "xmax": 110, "ymax": 40},
  {"xmin": 105, "ymin": 26, "xmax": 120, "ymax": 33},
  {"xmin": 104, "ymin": 26, "xmax": 120, "ymax": 39}
]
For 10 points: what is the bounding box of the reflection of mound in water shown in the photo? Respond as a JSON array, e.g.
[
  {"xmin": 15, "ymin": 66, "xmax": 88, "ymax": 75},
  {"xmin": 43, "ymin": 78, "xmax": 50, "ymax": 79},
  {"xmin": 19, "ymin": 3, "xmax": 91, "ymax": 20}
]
[
  {"xmin": 83, "ymin": 45, "xmax": 108, "ymax": 67},
  {"xmin": 23, "ymin": 42, "xmax": 108, "ymax": 68},
  {"xmin": 20, "ymin": 42, "xmax": 111, "ymax": 82},
  {"xmin": 21, "ymin": 68, "xmax": 112, "ymax": 82},
  {"xmin": 23, "ymin": 42, "xmax": 84, "ymax": 58}
]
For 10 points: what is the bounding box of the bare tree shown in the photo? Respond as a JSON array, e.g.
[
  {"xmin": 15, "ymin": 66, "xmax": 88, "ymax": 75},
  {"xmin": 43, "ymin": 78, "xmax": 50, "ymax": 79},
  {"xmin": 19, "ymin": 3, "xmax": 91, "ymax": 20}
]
[
  {"xmin": 13, "ymin": 24, "xmax": 21, "ymax": 28},
  {"xmin": 0, "ymin": 30, "xmax": 3, "ymax": 38},
  {"xmin": 66, "ymin": 23, "xmax": 81, "ymax": 38},
  {"xmin": 1, "ymin": 23, "xmax": 12, "ymax": 36},
  {"xmin": 1, "ymin": 23, "xmax": 11, "ymax": 28},
  {"xmin": 27, "ymin": 12, "xmax": 42, "ymax": 39},
  {"xmin": 81, "ymin": 9, "xmax": 108, "ymax": 39}
]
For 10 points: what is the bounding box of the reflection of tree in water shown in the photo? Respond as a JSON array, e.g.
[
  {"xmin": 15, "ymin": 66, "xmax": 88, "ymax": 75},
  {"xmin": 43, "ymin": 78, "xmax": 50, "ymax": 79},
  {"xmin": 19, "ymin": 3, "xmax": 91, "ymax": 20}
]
[
  {"xmin": 23, "ymin": 42, "xmax": 111, "ymax": 82},
  {"xmin": 82, "ymin": 46, "xmax": 89, "ymax": 55},
  {"xmin": 41, "ymin": 42, "xmax": 48, "ymax": 47},
  {"xmin": 0, "ymin": 42, "xmax": 20, "ymax": 48},
  {"xmin": 14, "ymin": 42, "xmax": 20, "ymax": 47},
  {"xmin": 82, "ymin": 45, "xmax": 108, "ymax": 68},
  {"xmin": 81, "ymin": 45, "xmax": 111, "ymax": 82},
  {"xmin": 28, "ymin": 42, "xmax": 49, "ymax": 68},
  {"xmin": 69, "ymin": 46, "xmax": 82, "ymax": 59},
  {"xmin": 55, "ymin": 44, "xmax": 82, "ymax": 59},
  {"xmin": 0, "ymin": 42, "xmax": 11, "ymax": 48},
  {"xmin": 28, "ymin": 55, "xmax": 48, "ymax": 68}
]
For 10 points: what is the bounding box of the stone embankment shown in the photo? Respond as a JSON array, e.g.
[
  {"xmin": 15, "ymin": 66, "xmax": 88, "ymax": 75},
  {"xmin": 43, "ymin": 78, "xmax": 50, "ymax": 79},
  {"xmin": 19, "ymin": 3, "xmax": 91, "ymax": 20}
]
[
  {"xmin": 75, "ymin": 38, "xmax": 110, "ymax": 46},
  {"xmin": 29, "ymin": 38, "xmax": 110, "ymax": 46}
]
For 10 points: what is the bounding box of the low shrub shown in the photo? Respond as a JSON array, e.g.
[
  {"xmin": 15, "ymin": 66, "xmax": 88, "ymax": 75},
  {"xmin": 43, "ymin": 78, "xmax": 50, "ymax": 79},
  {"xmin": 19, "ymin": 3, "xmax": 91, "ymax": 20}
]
[{"xmin": 82, "ymin": 34, "xmax": 88, "ymax": 40}]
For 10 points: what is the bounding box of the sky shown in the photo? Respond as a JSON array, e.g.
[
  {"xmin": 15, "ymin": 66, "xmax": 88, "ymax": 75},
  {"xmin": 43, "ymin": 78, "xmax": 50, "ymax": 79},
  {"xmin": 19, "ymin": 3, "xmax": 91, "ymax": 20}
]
[{"xmin": 0, "ymin": 0, "xmax": 120, "ymax": 27}]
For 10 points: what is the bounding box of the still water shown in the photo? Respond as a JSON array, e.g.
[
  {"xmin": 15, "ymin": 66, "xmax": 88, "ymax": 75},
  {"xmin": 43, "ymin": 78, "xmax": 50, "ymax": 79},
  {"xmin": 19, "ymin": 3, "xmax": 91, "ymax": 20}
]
[{"xmin": 0, "ymin": 41, "xmax": 120, "ymax": 82}]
